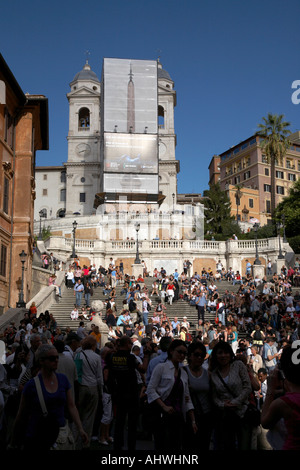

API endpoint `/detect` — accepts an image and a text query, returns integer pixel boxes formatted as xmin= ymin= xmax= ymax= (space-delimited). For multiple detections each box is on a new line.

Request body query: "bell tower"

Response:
xmin=65 ymin=60 xmax=101 ymax=216
xmin=157 ymin=59 xmax=179 ymax=211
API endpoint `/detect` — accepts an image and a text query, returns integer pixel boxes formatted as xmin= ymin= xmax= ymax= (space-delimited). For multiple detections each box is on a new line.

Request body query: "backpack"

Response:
xmin=253 ymin=330 xmax=262 ymax=341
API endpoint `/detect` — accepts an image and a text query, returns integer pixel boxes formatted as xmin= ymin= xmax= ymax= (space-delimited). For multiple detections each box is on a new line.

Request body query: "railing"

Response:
xmin=47 ymin=235 xmax=284 ymax=258
xmin=65 ymin=238 xmax=95 ymax=249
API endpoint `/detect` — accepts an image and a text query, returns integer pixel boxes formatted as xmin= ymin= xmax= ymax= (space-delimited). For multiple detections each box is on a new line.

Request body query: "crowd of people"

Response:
xmin=0 ymin=255 xmax=299 ymax=451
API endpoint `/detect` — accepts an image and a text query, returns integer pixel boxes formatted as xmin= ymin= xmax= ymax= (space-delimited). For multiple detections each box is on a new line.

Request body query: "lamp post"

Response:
xmin=277 ymin=222 xmax=284 ymax=259
xmin=172 ymin=193 xmax=175 ymax=213
xmin=253 ymin=222 xmax=261 ymax=265
xmin=38 ymin=210 xmax=45 ymax=240
xmin=16 ymin=250 xmax=27 ymax=308
xmin=71 ymin=220 xmax=78 ymax=258
xmin=134 ymin=222 xmax=141 ymax=264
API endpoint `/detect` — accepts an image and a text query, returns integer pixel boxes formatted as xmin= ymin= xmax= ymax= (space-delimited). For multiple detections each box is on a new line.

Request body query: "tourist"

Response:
xmin=146 ymin=339 xmax=197 ymax=451
xmin=182 ymin=341 xmax=213 ymax=451
xmin=261 ymin=345 xmax=300 ymax=450
xmin=209 ymin=341 xmax=252 ymax=450
xmin=10 ymin=344 xmax=88 ymax=450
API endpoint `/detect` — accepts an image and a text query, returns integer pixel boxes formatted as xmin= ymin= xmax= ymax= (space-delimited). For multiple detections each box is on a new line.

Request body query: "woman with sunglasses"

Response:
xmin=11 ymin=344 xmax=88 ymax=450
xmin=146 ymin=339 xmax=197 ymax=451
xmin=182 ymin=341 xmax=213 ymax=450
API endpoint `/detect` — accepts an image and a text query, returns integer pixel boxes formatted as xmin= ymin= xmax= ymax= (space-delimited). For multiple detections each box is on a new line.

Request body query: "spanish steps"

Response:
xmin=47 ymin=274 xmax=244 ymax=338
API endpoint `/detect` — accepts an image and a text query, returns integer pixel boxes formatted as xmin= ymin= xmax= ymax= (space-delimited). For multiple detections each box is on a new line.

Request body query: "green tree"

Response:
xmin=203 ymin=183 xmax=239 ymax=240
xmin=274 ymin=178 xmax=300 ymax=238
xmin=256 ymin=113 xmax=291 ymax=219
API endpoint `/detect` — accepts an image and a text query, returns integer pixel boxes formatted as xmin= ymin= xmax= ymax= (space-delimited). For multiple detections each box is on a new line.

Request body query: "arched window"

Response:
xmin=158 ymin=105 xmax=164 ymax=129
xmin=78 ymin=107 xmax=90 ymax=129
xmin=57 ymin=208 xmax=66 ymax=218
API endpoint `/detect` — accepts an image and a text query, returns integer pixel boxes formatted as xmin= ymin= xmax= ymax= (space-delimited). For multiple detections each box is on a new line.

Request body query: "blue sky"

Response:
xmin=2 ymin=0 xmax=300 ymax=194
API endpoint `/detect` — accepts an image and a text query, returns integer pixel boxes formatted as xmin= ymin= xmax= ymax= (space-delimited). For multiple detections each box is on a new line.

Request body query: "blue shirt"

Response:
xmin=146 ymin=351 xmax=168 ymax=385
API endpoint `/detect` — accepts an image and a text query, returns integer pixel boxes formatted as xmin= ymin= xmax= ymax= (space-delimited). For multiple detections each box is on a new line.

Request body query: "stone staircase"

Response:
xmin=46 ymin=275 xmax=242 ymax=337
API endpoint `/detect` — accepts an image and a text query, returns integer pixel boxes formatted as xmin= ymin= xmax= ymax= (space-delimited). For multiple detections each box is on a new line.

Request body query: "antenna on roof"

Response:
xmin=85 ymin=50 xmax=91 ymax=64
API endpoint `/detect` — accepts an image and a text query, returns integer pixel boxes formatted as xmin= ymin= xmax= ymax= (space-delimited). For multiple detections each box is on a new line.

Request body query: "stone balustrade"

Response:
xmin=44 ymin=235 xmax=294 ymax=276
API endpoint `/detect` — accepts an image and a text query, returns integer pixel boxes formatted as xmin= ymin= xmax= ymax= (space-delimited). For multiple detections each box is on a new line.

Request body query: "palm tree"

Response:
xmin=234 ymin=184 xmax=243 ymax=221
xmin=257 ymin=113 xmax=291 ymax=219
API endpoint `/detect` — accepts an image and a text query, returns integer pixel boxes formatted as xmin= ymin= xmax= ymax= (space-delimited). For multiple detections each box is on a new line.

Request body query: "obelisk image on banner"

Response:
xmin=127 ymin=62 xmax=135 ymax=133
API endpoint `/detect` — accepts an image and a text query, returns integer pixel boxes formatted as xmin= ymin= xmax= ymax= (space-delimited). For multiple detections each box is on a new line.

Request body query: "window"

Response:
xmin=265 ymin=168 xmax=269 ymax=176
xmin=288 ymin=173 xmax=296 ymax=182
xmin=262 ymin=154 xmax=268 ymax=163
xmin=276 ymin=186 xmax=285 ymax=195
xmin=80 ymin=193 xmax=86 ymax=203
xmin=276 ymin=171 xmax=284 ymax=179
xmin=4 ymin=109 xmax=14 ymax=149
xmin=43 ymin=174 xmax=47 ymax=180
xmin=60 ymin=189 xmax=66 ymax=202
xmin=78 ymin=108 xmax=90 ymax=129
xmin=60 ymin=171 xmax=66 ymax=183
xmin=3 ymin=176 xmax=9 ymax=214
xmin=244 ymin=171 xmax=251 ymax=180
xmin=234 ymin=176 xmax=240 ymax=184
xmin=266 ymin=200 xmax=271 ymax=213
xmin=286 ymin=160 xmax=294 ymax=169
xmin=158 ymin=105 xmax=165 ymax=129
xmin=42 ymin=189 xmax=48 ymax=196
xmin=0 ymin=244 xmax=7 ymax=277
xmin=264 ymin=184 xmax=271 ymax=192
xmin=249 ymin=198 xmax=254 ymax=208
xmin=80 ymin=177 xmax=86 ymax=183
xmin=57 ymin=208 xmax=66 ymax=218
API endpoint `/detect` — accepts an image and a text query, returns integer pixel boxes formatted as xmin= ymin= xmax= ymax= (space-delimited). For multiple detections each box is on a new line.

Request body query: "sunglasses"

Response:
xmin=45 ymin=355 xmax=59 ymax=362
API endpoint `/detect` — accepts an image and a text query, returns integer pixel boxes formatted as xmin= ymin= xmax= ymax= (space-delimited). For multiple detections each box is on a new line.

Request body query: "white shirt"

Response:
xmin=146 ymin=360 xmax=194 ymax=418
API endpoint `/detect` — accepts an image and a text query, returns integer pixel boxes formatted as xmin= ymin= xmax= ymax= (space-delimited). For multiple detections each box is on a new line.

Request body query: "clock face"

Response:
xmin=76 ymin=143 xmax=91 ymax=157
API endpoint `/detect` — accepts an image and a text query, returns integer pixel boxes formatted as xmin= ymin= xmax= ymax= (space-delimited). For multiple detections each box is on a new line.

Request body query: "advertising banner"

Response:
xmin=104 ymin=133 xmax=158 ymax=174
xmin=103 ymin=58 xmax=158 ymax=134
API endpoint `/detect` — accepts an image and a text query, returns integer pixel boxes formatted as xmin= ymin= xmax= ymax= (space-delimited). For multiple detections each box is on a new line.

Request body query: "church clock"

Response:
xmin=76 ymin=143 xmax=91 ymax=157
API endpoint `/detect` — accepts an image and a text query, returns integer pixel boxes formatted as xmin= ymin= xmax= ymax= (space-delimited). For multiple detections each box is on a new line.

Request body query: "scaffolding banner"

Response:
xmin=102 ymin=58 xmax=158 ymax=134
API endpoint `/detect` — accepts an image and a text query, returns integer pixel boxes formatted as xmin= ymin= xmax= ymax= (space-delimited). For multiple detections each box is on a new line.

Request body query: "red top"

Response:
xmin=280 ymin=392 xmax=300 ymax=450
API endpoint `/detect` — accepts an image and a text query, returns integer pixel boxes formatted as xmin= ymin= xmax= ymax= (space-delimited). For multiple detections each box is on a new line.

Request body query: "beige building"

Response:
xmin=217 ymin=134 xmax=300 ymax=226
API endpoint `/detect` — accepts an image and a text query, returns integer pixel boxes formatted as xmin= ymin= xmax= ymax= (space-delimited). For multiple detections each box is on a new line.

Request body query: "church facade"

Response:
xmin=34 ymin=58 xmax=191 ymax=222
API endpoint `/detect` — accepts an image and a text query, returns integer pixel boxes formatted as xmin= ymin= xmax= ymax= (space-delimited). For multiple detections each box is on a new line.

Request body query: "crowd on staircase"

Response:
xmin=0 ymin=256 xmax=300 ymax=451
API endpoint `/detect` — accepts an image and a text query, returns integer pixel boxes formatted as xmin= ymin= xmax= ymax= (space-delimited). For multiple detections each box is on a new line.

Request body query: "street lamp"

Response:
xmin=277 ymin=222 xmax=285 ymax=259
xmin=253 ymin=222 xmax=261 ymax=265
xmin=71 ymin=220 xmax=78 ymax=258
xmin=172 ymin=193 xmax=175 ymax=213
xmin=38 ymin=210 xmax=45 ymax=240
xmin=134 ymin=222 xmax=141 ymax=264
xmin=16 ymin=250 xmax=27 ymax=308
